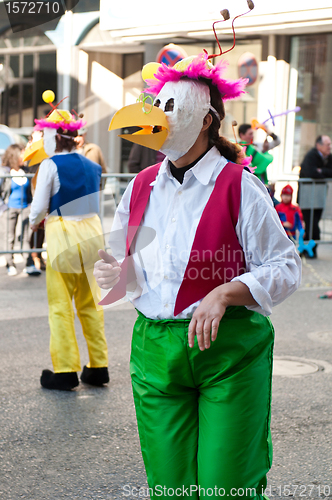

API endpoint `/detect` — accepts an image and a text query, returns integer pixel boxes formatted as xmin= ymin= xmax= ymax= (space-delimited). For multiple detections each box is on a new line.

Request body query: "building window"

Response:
xmin=0 ymin=30 xmax=56 ymax=128
xmin=290 ymin=34 xmax=332 ymax=168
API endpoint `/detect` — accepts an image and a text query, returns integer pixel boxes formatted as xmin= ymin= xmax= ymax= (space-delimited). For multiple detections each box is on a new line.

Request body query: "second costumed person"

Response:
xmin=27 ymin=92 xmax=109 ymax=390
xmin=94 ymin=2 xmax=301 ymax=498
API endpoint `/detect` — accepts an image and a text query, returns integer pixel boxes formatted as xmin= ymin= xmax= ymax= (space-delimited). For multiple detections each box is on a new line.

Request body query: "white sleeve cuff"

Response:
xmin=232 ymin=272 xmax=273 ymax=316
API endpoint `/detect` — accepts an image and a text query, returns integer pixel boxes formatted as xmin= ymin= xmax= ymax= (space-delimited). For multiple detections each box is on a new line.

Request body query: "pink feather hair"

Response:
xmin=144 ymin=52 xmax=248 ymax=101
xmin=239 ymin=154 xmax=256 ymax=173
xmin=34 ymin=118 xmax=86 ymax=131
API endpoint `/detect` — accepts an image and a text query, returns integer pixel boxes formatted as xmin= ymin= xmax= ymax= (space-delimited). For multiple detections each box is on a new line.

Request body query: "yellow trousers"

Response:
xmin=45 ymin=215 xmax=108 ymax=373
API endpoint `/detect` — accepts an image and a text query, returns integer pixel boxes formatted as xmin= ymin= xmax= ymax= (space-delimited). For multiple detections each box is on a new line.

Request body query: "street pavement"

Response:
xmin=0 ymin=234 xmax=332 ymax=499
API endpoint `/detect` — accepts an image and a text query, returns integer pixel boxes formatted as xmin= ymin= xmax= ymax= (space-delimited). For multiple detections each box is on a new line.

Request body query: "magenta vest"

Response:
xmin=99 ymin=161 xmax=246 ymax=316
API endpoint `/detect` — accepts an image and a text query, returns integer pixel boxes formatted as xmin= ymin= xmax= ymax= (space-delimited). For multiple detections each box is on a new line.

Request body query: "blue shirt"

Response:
xmin=8 ymin=170 xmax=30 ymax=209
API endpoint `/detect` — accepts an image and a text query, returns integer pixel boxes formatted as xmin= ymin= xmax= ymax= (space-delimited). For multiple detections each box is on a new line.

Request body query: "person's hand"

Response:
xmin=262 ymin=138 xmax=270 ymax=153
xmin=188 ymin=287 xmax=227 ymax=350
xmin=283 ymin=221 xmax=292 ymax=229
xmin=93 ymin=249 xmax=121 ymax=289
xmin=30 ymin=224 xmax=39 ymax=232
xmin=188 ymin=282 xmax=257 ymax=350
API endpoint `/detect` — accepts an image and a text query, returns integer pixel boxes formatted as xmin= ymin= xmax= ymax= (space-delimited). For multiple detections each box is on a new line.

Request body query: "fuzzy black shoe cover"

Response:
xmin=80 ymin=366 xmax=109 ymax=386
xmin=40 ymin=369 xmax=79 ymax=391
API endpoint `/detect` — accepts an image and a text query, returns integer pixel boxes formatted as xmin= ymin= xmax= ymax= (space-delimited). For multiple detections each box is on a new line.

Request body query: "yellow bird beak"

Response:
xmin=23 ymin=139 xmax=49 ymax=167
xmin=109 ymin=102 xmax=169 ymax=151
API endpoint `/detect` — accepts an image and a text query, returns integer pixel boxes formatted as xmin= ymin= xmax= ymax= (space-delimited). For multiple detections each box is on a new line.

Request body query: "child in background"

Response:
xmin=276 ymin=184 xmax=304 ymax=238
xmin=2 ymin=144 xmax=41 ymax=276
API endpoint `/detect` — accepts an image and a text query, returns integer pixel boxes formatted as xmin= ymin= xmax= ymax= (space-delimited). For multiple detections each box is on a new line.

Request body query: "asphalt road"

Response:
xmin=1 ymin=236 xmax=332 ymax=499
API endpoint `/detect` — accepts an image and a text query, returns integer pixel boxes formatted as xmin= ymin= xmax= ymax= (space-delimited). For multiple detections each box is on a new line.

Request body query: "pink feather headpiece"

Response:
xmin=142 ymin=2 xmax=256 ymax=101
xmin=34 ymin=117 xmax=86 ymax=131
xmin=34 ymin=90 xmax=86 ymax=131
xmin=144 ymin=52 xmax=248 ymax=101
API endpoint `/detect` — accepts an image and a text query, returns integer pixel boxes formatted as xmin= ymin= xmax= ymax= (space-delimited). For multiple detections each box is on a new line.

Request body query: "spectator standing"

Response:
xmin=299 ymin=135 xmax=332 ymax=254
xmin=26 ymin=128 xmax=46 ymax=271
xmin=1 ymin=144 xmax=40 ymax=276
xmin=127 ymin=143 xmax=165 ymax=173
xmin=75 ymin=127 xmax=107 ymax=173
xmin=0 ymin=162 xmax=10 ymax=214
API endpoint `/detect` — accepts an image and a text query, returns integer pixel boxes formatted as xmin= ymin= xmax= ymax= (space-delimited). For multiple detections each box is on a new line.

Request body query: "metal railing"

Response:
xmin=0 ymin=173 xmax=135 ymax=258
xmin=298 ymin=178 xmax=331 ymax=242
xmin=1 ymin=174 xmax=332 ymax=260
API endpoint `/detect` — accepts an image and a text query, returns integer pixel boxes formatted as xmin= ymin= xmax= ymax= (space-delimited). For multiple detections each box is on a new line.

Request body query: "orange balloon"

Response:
xmin=251 ymin=118 xmax=267 ymax=132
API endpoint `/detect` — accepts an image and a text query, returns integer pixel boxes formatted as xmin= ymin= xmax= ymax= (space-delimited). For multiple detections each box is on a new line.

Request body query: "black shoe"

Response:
xmin=40 ymin=369 xmax=79 ymax=391
xmin=80 ymin=366 xmax=109 ymax=386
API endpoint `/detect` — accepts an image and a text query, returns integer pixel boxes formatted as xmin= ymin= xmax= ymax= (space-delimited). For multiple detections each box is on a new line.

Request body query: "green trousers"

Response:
xmin=130 ymin=306 xmax=274 ymax=499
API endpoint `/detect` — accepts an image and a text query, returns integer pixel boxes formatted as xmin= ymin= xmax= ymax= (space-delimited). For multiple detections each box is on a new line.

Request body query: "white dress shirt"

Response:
xmin=29 ymin=151 xmax=96 ymax=226
xmin=110 ymin=147 xmax=301 ymax=319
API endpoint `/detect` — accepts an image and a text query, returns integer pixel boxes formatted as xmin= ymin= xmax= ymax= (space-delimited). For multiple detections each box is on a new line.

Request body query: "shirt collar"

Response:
xmin=149 ymin=157 xmax=169 ymax=186
xmin=150 ymin=146 xmax=224 ymax=187
xmin=54 ymin=149 xmax=77 ymax=156
xmin=190 ymin=147 xmax=224 ymax=185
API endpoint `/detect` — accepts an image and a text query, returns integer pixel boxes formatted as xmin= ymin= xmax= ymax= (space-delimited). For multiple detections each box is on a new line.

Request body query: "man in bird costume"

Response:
xmin=94 ymin=2 xmax=301 ymax=497
xmin=27 ymin=91 xmax=109 ymax=391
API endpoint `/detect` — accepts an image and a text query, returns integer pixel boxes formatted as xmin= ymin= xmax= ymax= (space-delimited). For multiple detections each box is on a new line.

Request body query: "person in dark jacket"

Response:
xmin=299 ymin=135 xmax=332 ymax=255
xmin=127 ymin=143 xmax=165 ymax=173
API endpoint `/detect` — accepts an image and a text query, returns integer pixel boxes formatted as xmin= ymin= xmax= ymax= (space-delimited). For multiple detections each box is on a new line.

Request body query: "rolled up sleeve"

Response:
xmin=233 ymin=172 xmax=302 ymax=316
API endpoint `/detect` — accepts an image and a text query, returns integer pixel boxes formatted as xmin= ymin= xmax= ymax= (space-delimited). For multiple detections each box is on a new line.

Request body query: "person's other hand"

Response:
xmin=188 ymin=287 xmax=227 ymax=351
xmin=262 ymin=138 xmax=270 ymax=153
xmin=94 ymin=249 xmax=121 ymax=289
